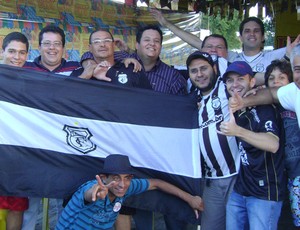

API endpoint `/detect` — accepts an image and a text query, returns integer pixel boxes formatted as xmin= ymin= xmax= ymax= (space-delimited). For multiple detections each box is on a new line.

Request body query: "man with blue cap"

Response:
xmin=56 ymin=154 xmax=204 ymax=229
xmin=218 ymin=61 xmax=285 ymax=230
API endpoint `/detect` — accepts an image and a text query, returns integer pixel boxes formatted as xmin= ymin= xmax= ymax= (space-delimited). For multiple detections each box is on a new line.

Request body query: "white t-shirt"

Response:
xmin=228 ymin=47 xmax=286 ymax=72
xmin=278 ymin=82 xmax=300 ymax=128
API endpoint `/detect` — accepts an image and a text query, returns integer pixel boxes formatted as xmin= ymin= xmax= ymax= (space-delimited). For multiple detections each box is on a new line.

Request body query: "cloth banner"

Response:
xmin=0 ymin=65 xmax=201 ymax=223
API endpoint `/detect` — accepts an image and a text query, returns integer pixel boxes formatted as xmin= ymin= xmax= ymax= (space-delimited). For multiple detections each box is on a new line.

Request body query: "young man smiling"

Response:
xmin=21 ymin=25 xmax=81 ymax=230
xmin=219 ymin=61 xmax=285 ymax=229
xmin=23 ymin=25 xmax=80 ymax=75
xmin=186 ymin=51 xmax=240 ymax=230
xmin=0 ymin=31 xmax=29 ymax=230
xmin=151 ymin=10 xmax=300 ymax=73
xmin=229 ymin=44 xmax=300 ymax=128
xmin=55 ymin=154 xmax=204 ymax=229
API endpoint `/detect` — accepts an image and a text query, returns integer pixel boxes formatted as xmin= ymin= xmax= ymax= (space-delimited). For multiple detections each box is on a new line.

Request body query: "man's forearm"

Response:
xmin=149 ymin=179 xmax=192 ymax=202
xmin=163 ymin=20 xmax=202 ymax=50
xmin=234 ymin=126 xmax=279 ymax=153
xmin=243 ymin=87 xmax=279 ymax=107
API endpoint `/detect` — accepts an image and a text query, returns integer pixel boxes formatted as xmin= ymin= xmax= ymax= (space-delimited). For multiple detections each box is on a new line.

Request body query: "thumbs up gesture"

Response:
xmin=229 ymin=92 xmax=244 ymax=113
xmin=217 ymin=108 xmax=239 ymax=136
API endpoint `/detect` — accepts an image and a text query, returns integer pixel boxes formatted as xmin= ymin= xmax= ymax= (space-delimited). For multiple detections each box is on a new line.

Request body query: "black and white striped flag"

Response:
xmin=0 ymin=64 xmax=202 ymax=223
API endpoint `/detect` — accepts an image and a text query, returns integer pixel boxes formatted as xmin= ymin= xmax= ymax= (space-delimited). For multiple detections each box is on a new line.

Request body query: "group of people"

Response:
xmin=151 ymin=9 xmax=300 ymax=230
xmin=0 ymin=9 xmax=299 ymax=230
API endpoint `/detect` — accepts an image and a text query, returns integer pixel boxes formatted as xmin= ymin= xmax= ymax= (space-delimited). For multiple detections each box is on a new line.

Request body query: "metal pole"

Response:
xmin=42 ymin=198 xmax=49 ymax=230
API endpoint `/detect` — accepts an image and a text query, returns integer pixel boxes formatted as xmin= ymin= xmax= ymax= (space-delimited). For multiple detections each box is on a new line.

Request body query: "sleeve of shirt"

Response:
xmin=72 ymin=180 xmax=98 ymax=209
xmin=125 ymin=179 xmax=150 ymax=197
xmin=171 ymin=69 xmax=187 ymax=95
xmin=278 ymin=83 xmax=300 ymax=128
xmin=278 ymin=83 xmax=296 ymax=111
xmin=267 ymin=47 xmax=286 ymax=59
xmin=114 ymin=51 xmax=131 ymax=62
xmin=227 ymin=51 xmax=238 ymax=63
xmin=80 ymin=51 xmax=134 ymax=65
xmin=80 ymin=51 xmax=94 ymax=65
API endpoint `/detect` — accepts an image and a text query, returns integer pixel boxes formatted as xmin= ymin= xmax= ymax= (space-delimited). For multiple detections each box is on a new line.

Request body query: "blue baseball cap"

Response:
xmin=223 ymin=61 xmax=253 ymax=80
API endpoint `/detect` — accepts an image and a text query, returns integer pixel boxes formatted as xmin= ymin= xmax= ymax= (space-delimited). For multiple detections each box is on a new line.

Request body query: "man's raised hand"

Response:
xmin=91 ymin=175 xmax=116 ymax=201
xmin=217 ymin=108 xmax=238 ymax=136
xmin=229 ymin=92 xmax=244 ymax=113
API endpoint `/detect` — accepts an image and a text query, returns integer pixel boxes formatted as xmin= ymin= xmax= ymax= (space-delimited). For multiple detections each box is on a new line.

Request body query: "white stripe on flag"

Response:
xmin=0 ymin=101 xmax=201 ymax=178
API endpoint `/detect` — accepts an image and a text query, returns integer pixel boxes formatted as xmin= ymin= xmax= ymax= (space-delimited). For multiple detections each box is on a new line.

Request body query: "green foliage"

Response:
xmin=201 ymin=10 xmax=242 ymax=50
xmin=200 ymin=11 xmax=276 ymax=49
xmin=263 ymin=17 xmax=275 ymax=47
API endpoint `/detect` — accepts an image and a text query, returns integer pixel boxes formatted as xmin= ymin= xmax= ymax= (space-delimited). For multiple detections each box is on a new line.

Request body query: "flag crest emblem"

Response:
xmin=118 ymin=73 xmax=128 ymax=84
xmin=63 ymin=125 xmax=97 ymax=154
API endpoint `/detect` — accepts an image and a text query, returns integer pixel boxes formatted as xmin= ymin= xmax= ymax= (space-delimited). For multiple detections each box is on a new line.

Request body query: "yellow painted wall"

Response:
xmin=275 ymin=0 xmax=300 ymax=48
xmin=0 ymin=0 xmax=198 ymax=65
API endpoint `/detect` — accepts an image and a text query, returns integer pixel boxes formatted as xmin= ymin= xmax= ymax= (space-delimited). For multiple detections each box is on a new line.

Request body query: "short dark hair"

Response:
xmin=2 ymin=32 xmax=29 ymax=51
xmin=89 ymin=29 xmax=114 ymax=44
xmin=39 ymin=25 xmax=65 ymax=47
xmin=136 ymin=25 xmax=163 ymax=44
xmin=201 ymin=34 xmax=228 ymax=50
xmin=264 ymin=59 xmax=293 ymax=86
xmin=239 ymin=17 xmax=265 ymax=36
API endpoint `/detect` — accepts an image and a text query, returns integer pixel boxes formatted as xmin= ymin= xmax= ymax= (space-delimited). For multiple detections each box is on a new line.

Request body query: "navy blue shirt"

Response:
xmin=234 ymin=105 xmax=285 ymax=201
xmin=72 ymin=61 xmax=152 ymax=90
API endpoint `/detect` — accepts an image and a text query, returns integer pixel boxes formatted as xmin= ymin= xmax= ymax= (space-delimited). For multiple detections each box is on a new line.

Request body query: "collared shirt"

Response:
xmin=81 ymin=51 xmax=187 ymax=95
xmin=24 ymin=56 xmax=80 ymax=76
xmin=228 ymin=48 xmax=286 ymax=73
xmin=233 ymin=105 xmax=285 ymax=201
xmin=56 ymin=179 xmax=149 ymax=230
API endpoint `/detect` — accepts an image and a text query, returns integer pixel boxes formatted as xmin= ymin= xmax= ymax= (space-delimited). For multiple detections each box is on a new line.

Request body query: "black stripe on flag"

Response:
xmin=0 ymin=65 xmax=202 ymax=224
xmin=0 ymin=64 xmax=198 ymax=128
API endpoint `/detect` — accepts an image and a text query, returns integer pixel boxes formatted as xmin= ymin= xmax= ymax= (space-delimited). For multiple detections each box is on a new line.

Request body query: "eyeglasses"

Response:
xmin=41 ymin=41 xmax=63 ymax=48
xmin=203 ymin=45 xmax=226 ymax=50
xmin=91 ymin=39 xmax=113 ymax=45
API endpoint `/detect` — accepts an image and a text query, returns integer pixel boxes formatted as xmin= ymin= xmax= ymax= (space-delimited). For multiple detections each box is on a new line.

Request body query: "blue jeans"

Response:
xmin=226 ymin=190 xmax=283 ymax=230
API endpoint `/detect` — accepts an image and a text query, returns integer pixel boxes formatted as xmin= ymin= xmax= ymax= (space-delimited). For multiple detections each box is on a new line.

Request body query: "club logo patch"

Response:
xmin=113 ymin=202 xmax=122 ymax=212
xmin=211 ymin=96 xmax=221 ymax=110
xmin=265 ymin=120 xmax=274 ymax=132
xmin=118 ymin=73 xmax=128 ymax=84
xmin=63 ymin=125 xmax=96 ymax=154
xmin=254 ymin=63 xmax=265 ymax=73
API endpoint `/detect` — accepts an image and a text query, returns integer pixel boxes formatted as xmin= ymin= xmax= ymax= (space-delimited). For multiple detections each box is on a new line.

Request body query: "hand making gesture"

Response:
xmin=228 ymin=92 xmax=245 ymax=113
xmin=150 ymin=8 xmax=168 ymax=27
xmin=218 ymin=108 xmax=239 ymax=136
xmin=84 ymin=175 xmax=117 ymax=202
xmin=122 ymin=58 xmax=142 ymax=72
xmin=93 ymin=61 xmax=112 ymax=81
